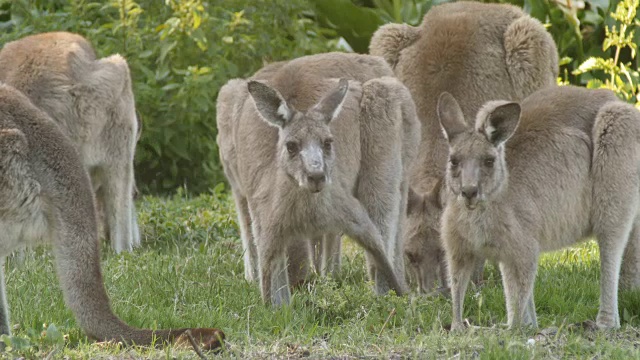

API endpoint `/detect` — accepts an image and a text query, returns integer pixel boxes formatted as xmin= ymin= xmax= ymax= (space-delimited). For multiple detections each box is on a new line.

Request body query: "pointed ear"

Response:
xmin=310 ymin=78 xmax=349 ymax=124
xmin=71 ymin=54 xmax=130 ymax=105
xmin=407 ymin=187 xmax=425 ymax=215
xmin=247 ymin=80 xmax=292 ymax=128
xmin=482 ymin=102 xmax=521 ymax=146
xmin=437 ymin=92 xmax=468 ymax=141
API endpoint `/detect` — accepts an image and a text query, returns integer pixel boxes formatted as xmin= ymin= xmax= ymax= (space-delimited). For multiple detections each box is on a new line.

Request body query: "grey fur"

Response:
xmin=0 ymin=32 xmax=140 ymax=253
xmin=0 ymin=83 xmax=224 ymax=348
xmin=216 ymin=52 xmax=420 ymax=305
xmin=438 ymin=86 xmax=640 ymax=330
xmin=369 ymin=1 xmax=559 ymax=293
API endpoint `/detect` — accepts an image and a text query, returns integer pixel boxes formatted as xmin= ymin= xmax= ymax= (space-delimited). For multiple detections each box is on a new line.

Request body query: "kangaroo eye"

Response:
xmin=323 ymin=138 xmax=333 ymax=152
xmin=449 ymin=158 xmax=459 ymax=167
xmin=484 ymin=158 xmax=495 ymax=168
xmin=286 ymin=141 xmax=299 ymax=155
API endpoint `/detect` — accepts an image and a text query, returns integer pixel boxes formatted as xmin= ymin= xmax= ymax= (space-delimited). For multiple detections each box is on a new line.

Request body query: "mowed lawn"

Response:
xmin=5 ymin=189 xmax=640 ymax=359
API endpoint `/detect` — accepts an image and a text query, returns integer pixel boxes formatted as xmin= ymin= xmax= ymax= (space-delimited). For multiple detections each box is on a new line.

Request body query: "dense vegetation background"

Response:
xmin=0 ymin=0 xmax=638 ymax=194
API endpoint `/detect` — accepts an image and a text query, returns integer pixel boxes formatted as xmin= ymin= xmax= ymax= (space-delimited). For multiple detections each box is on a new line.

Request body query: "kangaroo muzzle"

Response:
xmin=460 ymin=161 xmax=480 ymax=209
xmin=301 ymin=147 xmax=327 ymax=193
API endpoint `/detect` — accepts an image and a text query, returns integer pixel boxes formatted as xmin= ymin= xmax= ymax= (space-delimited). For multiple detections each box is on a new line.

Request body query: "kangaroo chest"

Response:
xmin=452 ymin=205 xmax=518 ymax=260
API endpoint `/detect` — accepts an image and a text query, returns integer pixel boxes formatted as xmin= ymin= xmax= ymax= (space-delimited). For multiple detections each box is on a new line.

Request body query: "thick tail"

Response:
xmin=53 ymin=210 xmax=225 ymax=350
xmin=0 ymin=83 xmax=226 ymax=350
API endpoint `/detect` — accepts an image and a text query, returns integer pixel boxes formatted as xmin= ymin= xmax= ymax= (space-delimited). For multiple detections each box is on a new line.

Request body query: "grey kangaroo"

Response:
xmin=0 ymin=32 xmax=141 ymax=253
xmin=438 ymin=86 xmax=640 ymax=330
xmin=369 ymin=1 xmax=559 ymax=293
xmin=216 ymin=52 xmax=420 ymax=305
xmin=0 ymin=83 xmax=224 ymax=349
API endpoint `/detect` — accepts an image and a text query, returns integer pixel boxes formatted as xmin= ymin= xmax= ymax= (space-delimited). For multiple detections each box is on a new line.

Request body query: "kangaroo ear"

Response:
xmin=437 ymin=92 xmax=468 ymax=142
xmin=70 ymin=54 xmax=131 ymax=106
xmin=407 ymin=187 xmax=425 ymax=215
xmin=247 ymin=80 xmax=293 ymax=128
xmin=483 ymin=102 xmax=521 ymax=146
xmin=310 ymin=78 xmax=349 ymax=124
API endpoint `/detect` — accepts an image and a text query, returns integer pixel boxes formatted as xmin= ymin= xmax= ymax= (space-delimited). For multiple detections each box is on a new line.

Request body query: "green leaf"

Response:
xmin=139 ymin=50 xmax=153 ymax=58
xmin=311 ymin=0 xmax=387 ymax=53
xmin=574 ymin=57 xmax=599 ymax=74
xmin=44 ymin=324 xmax=64 ymax=345
xmin=559 ymin=56 xmax=573 ymax=66
xmin=588 ymin=0 xmax=610 ymax=10
xmin=524 ymin=0 xmax=548 ymax=21
xmin=161 ymin=83 xmax=181 ymax=91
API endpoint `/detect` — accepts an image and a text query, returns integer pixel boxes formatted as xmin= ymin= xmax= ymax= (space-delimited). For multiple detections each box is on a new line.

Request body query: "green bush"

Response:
xmin=573 ymin=0 xmax=640 ymax=107
xmin=2 ymin=0 xmax=639 ymax=194
xmin=0 ymin=0 xmax=338 ymax=194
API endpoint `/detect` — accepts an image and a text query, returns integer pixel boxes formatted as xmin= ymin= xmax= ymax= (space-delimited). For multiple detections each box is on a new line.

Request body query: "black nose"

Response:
xmin=308 ymin=173 xmax=326 ymax=185
xmin=461 ymin=186 xmax=478 ymax=199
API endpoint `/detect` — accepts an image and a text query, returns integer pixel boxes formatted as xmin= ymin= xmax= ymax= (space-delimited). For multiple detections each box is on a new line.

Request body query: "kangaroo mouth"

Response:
xmin=463 ymin=197 xmax=479 ymax=210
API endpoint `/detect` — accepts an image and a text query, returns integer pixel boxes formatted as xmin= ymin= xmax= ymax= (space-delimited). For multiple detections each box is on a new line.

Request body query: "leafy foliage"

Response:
xmin=574 ymin=0 xmax=640 ymax=107
xmin=312 ymin=0 xmax=446 ymax=52
xmin=0 ymin=0 xmax=337 ymax=194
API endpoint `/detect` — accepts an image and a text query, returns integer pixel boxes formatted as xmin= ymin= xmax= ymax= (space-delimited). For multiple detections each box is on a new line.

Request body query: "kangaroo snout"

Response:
xmin=306 ymin=172 xmax=326 ymax=193
xmin=461 ymin=186 xmax=478 ymax=200
xmin=461 ymin=185 xmax=480 ymax=209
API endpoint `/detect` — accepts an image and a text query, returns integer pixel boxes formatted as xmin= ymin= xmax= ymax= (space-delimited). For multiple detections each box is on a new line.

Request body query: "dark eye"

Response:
xmin=484 ymin=157 xmax=495 ymax=168
xmin=449 ymin=158 xmax=459 ymax=167
xmin=286 ymin=141 xmax=299 ymax=155
xmin=323 ymin=138 xmax=333 ymax=152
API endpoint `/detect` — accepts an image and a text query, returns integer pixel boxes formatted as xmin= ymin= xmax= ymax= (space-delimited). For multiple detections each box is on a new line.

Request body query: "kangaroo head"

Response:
xmin=248 ymin=78 xmax=349 ymax=193
xmin=404 ymin=182 xmax=444 ymax=292
xmin=437 ymin=92 xmax=521 ymax=210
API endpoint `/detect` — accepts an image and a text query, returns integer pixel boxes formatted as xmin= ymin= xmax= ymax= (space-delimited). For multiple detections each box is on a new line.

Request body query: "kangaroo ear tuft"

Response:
xmin=247 ymin=80 xmax=293 ymax=128
xmin=483 ymin=102 xmax=521 ymax=146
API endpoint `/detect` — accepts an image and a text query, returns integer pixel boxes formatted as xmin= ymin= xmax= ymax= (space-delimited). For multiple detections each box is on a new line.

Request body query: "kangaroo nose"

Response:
xmin=461 ymin=186 xmax=478 ymax=200
xmin=308 ymin=172 xmax=326 ymax=185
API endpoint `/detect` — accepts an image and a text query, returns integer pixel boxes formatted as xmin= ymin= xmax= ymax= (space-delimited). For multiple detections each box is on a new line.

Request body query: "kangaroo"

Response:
xmin=230 ymin=59 xmax=345 ymax=285
xmin=0 ymin=83 xmax=224 ymax=348
xmin=369 ymin=1 xmax=559 ymax=293
xmin=216 ymin=52 xmax=420 ymax=305
xmin=438 ymin=86 xmax=640 ymax=330
xmin=0 ymin=32 xmax=141 ymax=254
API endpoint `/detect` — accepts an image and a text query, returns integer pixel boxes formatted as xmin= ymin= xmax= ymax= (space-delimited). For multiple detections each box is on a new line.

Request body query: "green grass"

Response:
xmin=4 ymin=189 xmax=640 ymax=359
